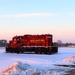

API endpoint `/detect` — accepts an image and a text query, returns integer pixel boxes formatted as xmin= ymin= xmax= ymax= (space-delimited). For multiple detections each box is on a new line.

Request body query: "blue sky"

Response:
xmin=0 ymin=0 xmax=75 ymax=43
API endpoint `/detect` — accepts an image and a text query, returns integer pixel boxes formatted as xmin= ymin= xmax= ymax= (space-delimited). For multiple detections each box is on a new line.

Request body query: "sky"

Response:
xmin=0 ymin=0 xmax=75 ymax=43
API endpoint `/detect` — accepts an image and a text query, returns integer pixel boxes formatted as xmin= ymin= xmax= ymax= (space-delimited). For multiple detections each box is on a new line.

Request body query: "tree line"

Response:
xmin=57 ymin=40 xmax=75 ymax=47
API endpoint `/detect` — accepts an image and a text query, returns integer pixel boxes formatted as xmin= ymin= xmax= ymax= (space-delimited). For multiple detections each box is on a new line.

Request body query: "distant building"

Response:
xmin=0 ymin=40 xmax=8 ymax=47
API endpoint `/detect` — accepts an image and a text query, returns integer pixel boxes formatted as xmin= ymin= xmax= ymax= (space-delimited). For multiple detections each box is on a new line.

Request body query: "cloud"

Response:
xmin=1 ymin=15 xmax=13 ymax=18
xmin=68 ymin=12 xmax=75 ymax=16
xmin=1 ymin=15 xmax=15 ymax=18
xmin=16 ymin=13 xmax=58 ymax=18
xmin=1 ymin=13 xmax=58 ymax=18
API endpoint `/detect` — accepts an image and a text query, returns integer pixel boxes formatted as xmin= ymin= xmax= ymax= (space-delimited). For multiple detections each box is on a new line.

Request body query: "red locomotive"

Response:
xmin=6 ymin=34 xmax=58 ymax=54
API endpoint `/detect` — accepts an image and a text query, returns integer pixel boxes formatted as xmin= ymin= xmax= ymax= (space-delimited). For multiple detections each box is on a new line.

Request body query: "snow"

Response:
xmin=0 ymin=47 xmax=75 ymax=75
xmin=63 ymin=56 xmax=75 ymax=63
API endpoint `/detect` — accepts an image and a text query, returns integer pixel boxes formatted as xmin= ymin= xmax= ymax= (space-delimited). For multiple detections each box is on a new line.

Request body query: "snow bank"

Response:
xmin=0 ymin=61 xmax=41 ymax=75
xmin=0 ymin=61 xmax=66 ymax=75
xmin=63 ymin=56 xmax=75 ymax=63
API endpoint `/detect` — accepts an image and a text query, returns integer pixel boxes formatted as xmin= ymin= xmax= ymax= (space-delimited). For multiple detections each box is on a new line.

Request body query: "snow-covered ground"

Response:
xmin=0 ymin=47 xmax=75 ymax=75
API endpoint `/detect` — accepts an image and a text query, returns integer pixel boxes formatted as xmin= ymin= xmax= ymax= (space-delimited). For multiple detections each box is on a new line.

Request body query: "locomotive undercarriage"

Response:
xmin=6 ymin=46 xmax=58 ymax=54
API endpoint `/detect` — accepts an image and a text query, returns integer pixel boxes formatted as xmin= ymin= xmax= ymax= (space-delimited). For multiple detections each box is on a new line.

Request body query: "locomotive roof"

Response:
xmin=23 ymin=34 xmax=53 ymax=36
xmin=13 ymin=34 xmax=53 ymax=39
